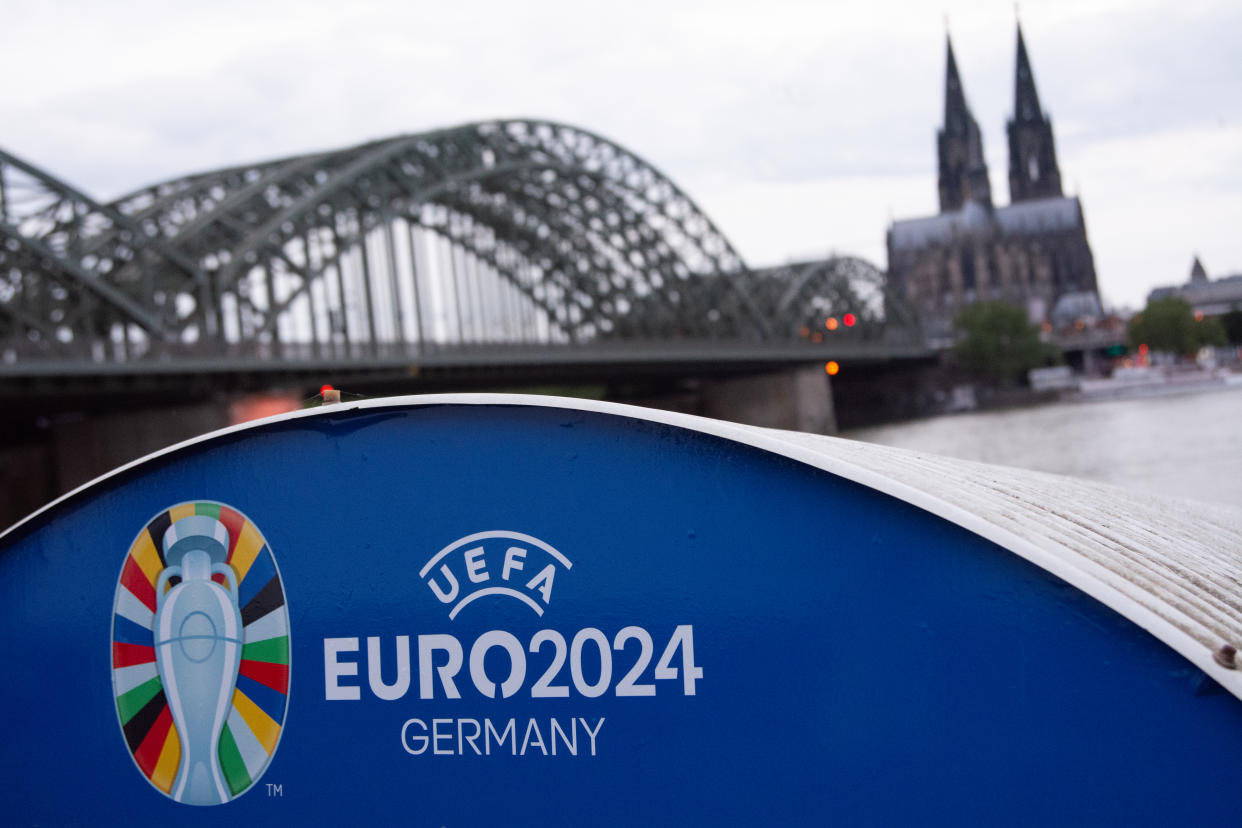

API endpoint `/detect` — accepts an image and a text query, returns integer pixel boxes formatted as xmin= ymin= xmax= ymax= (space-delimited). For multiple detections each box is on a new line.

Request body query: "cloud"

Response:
xmin=1 ymin=0 xmax=1238 ymax=312
xmin=1076 ymin=123 xmax=1242 ymax=308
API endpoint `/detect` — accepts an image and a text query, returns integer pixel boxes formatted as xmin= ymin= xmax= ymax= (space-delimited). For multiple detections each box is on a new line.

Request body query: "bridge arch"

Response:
xmin=2 ymin=121 xmax=908 ymax=365
xmin=0 ymin=147 xmax=212 ymax=357
xmin=745 ymin=256 xmax=920 ymax=343
xmin=109 ymin=121 xmax=767 ymax=352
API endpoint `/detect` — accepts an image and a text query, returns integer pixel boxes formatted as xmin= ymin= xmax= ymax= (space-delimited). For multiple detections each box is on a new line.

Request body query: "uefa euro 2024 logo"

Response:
xmin=110 ymin=502 xmax=290 ymax=805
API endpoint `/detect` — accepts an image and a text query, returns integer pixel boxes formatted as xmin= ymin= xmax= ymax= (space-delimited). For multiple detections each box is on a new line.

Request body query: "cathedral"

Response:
xmin=887 ymin=27 xmax=1100 ymax=338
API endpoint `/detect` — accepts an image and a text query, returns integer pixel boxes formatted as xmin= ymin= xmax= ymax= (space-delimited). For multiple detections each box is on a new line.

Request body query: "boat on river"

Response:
xmin=1072 ymin=364 xmax=1242 ymax=402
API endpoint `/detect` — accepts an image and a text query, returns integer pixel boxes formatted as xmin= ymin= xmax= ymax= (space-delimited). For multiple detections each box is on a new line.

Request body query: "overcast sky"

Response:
xmin=4 ymin=0 xmax=1239 ymax=309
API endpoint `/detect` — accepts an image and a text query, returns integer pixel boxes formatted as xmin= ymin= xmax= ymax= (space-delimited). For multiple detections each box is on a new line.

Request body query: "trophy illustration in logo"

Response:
xmin=154 ymin=515 xmax=242 ymax=804
xmin=112 ymin=502 xmax=290 ymax=805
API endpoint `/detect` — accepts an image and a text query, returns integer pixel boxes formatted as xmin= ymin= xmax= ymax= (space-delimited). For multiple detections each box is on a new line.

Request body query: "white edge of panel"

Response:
xmin=4 ymin=391 xmax=1239 ymax=701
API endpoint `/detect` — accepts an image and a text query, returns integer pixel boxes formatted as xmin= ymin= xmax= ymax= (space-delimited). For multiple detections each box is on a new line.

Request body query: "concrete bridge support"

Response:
xmin=48 ymin=403 xmax=232 ymax=492
xmin=624 ymin=365 xmax=837 ymax=435
xmin=699 ymin=365 xmax=837 ymax=434
xmin=0 ymin=401 xmax=233 ymax=530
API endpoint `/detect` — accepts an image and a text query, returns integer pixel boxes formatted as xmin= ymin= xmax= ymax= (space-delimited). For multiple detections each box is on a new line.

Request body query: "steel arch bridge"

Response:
xmin=0 ymin=120 xmax=918 ymax=374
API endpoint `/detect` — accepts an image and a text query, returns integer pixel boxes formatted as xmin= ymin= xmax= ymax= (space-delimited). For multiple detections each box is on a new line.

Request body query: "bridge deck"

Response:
xmin=0 ymin=339 xmax=935 ymax=398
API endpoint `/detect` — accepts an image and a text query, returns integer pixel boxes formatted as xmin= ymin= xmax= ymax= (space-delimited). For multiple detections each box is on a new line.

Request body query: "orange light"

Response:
xmin=825 ymin=317 xmax=838 ymax=331
xmin=1138 ymin=343 xmax=1149 ymax=355
xmin=843 ymin=313 xmax=856 ymax=327
xmin=825 ymin=361 xmax=840 ymax=376
xmin=798 ymin=325 xmax=810 ymax=338
xmin=228 ymin=393 xmax=302 ymax=425
xmin=811 ymin=332 xmax=823 ymax=343
xmin=1194 ymin=310 xmax=1204 ymax=322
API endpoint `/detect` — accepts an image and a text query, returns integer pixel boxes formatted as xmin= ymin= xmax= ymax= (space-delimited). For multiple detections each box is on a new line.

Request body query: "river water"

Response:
xmin=844 ymin=385 xmax=1242 ymax=508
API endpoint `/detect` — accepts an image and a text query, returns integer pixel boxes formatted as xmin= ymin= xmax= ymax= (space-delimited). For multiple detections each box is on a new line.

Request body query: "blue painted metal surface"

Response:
xmin=2 ymin=402 xmax=1240 ymax=825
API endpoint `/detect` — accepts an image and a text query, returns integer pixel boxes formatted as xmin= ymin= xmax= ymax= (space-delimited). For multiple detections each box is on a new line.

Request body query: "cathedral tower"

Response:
xmin=938 ymin=36 xmax=992 ymax=213
xmin=889 ymin=26 xmax=1098 ymax=336
xmin=1007 ymin=25 xmax=1063 ymax=202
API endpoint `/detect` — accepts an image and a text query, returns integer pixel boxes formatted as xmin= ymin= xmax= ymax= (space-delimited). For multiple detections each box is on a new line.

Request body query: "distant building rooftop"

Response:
xmin=1148 ymin=258 xmax=1242 ymax=315
xmin=889 ymin=196 xmax=1083 ymax=252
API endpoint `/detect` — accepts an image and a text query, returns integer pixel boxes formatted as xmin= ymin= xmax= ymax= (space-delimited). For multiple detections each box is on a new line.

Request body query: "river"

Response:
xmin=843 ymin=385 xmax=1242 ymax=508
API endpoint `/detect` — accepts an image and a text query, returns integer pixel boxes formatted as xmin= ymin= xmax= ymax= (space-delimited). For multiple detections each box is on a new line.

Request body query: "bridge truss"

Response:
xmin=0 ymin=121 xmax=915 ymax=371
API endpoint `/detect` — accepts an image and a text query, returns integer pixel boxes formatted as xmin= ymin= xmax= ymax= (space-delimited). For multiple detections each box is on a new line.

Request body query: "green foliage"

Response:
xmin=953 ymin=301 xmax=1058 ymax=384
xmin=1128 ymin=297 xmax=1226 ymax=355
xmin=1204 ymin=316 xmax=1230 ymax=348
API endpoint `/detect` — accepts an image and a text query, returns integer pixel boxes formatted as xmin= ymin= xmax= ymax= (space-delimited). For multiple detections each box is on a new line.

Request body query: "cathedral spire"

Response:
xmin=944 ymin=36 xmax=968 ymax=137
xmin=1013 ymin=24 xmax=1043 ymax=123
xmin=939 ymin=36 xmax=991 ymax=212
xmin=1189 ymin=255 xmax=1208 ymax=283
xmin=1007 ymin=24 xmax=1063 ymax=202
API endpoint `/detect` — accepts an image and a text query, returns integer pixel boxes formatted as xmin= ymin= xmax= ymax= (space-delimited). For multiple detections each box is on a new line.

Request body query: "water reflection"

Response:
xmin=844 ymin=387 xmax=1242 ymax=507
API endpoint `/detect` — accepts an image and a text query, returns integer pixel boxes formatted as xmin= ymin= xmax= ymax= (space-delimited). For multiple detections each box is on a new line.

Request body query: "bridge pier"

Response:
xmin=48 ymin=402 xmax=232 ymax=492
xmin=625 ymin=365 xmax=836 ymax=435
xmin=700 ymin=365 xmax=837 ymax=434
xmin=0 ymin=400 xmax=234 ymax=529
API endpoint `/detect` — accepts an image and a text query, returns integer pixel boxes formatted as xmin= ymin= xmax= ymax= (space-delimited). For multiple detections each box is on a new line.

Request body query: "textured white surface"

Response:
xmin=6 ymin=393 xmax=1241 ymax=699
xmin=743 ymin=423 xmax=1242 ymax=698
xmin=763 ymin=427 xmax=1242 ymax=628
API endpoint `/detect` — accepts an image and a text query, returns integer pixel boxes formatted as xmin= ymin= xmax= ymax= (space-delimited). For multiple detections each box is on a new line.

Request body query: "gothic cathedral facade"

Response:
xmin=887 ymin=27 xmax=1099 ymax=338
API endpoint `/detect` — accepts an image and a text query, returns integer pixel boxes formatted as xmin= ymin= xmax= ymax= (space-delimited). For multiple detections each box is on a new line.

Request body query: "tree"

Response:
xmin=953 ymin=301 xmax=1058 ymax=384
xmin=1128 ymin=297 xmax=1226 ymax=356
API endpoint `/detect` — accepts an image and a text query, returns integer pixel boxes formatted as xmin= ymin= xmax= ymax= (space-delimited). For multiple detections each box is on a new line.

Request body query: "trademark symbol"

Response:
xmin=267 ymin=783 xmax=283 ymax=797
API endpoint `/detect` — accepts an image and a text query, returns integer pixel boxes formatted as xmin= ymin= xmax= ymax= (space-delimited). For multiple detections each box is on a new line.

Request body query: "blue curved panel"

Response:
xmin=1 ymin=403 xmax=1239 ymax=825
